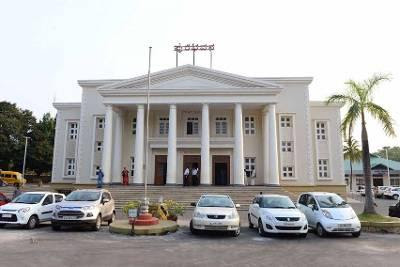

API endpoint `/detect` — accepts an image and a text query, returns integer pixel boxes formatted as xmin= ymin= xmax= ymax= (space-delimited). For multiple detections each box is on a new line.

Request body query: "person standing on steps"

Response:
xmin=97 ymin=168 xmax=104 ymax=188
xmin=121 ymin=167 xmax=129 ymax=186
xmin=184 ymin=167 xmax=190 ymax=186
xmin=192 ymin=167 xmax=199 ymax=186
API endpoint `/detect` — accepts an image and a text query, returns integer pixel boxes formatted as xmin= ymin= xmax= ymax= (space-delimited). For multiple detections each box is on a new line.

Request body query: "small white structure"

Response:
xmin=52 ymin=65 xmax=344 ymax=187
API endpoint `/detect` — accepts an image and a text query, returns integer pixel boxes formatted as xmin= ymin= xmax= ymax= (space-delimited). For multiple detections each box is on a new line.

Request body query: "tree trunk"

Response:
xmin=361 ymin=113 xmax=376 ymax=214
xmin=349 ymin=161 xmax=353 ymax=192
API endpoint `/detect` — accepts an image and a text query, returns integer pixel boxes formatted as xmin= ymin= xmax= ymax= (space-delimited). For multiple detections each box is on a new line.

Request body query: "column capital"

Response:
xmin=262 ymin=103 xmax=277 ymax=114
xmin=169 ymin=104 xmax=177 ymax=109
xmin=137 ymin=104 xmax=144 ymax=109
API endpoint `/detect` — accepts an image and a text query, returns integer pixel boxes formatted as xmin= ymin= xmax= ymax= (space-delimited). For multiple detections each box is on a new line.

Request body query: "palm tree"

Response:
xmin=327 ymin=74 xmax=396 ymax=214
xmin=343 ymin=136 xmax=362 ymax=192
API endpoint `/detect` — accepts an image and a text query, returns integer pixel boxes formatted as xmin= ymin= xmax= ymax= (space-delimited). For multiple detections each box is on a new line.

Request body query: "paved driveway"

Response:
xmin=1 ymin=222 xmax=400 ymax=267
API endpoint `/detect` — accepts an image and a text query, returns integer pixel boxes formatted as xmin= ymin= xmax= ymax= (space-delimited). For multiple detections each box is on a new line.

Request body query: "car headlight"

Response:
xmin=227 ymin=211 xmax=239 ymax=219
xmin=82 ymin=205 xmax=95 ymax=211
xmin=265 ymin=215 xmax=274 ymax=221
xmin=194 ymin=211 xmax=206 ymax=218
xmin=55 ymin=205 xmax=61 ymax=210
xmin=18 ymin=207 xmax=30 ymax=213
xmin=321 ymin=209 xmax=333 ymax=219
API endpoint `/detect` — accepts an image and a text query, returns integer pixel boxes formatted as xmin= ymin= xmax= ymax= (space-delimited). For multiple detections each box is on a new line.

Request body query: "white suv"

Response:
xmin=0 ymin=192 xmax=65 ymax=229
xmin=383 ymin=187 xmax=400 ymax=200
xmin=248 ymin=194 xmax=308 ymax=237
xmin=190 ymin=194 xmax=241 ymax=237
xmin=297 ymin=192 xmax=361 ymax=237
xmin=51 ymin=189 xmax=115 ymax=231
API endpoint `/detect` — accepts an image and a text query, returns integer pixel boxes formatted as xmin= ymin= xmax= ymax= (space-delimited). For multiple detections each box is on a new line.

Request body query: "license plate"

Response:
xmin=283 ymin=222 xmax=295 ymax=226
xmin=62 ymin=216 xmax=76 ymax=220
xmin=2 ymin=214 xmax=12 ymax=218
xmin=338 ymin=224 xmax=351 ymax=228
xmin=210 ymin=221 xmax=222 ymax=225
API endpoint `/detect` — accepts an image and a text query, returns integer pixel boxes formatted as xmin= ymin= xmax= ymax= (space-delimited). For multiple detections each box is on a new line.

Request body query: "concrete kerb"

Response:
xmin=109 ymin=220 xmax=179 ymax=236
xmin=361 ymin=221 xmax=400 ymax=234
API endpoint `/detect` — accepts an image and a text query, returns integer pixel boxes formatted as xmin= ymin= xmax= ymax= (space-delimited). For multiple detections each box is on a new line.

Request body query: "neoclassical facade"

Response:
xmin=52 ymin=65 xmax=345 ymax=187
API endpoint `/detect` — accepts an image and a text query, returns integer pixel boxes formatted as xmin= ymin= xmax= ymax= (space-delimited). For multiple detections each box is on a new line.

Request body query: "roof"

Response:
xmin=258 ymin=194 xmax=289 ymax=198
xmin=344 ymin=156 xmax=400 ymax=172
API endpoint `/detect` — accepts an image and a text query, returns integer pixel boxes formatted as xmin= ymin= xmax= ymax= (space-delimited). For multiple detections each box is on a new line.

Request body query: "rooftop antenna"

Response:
xmin=174 ymin=43 xmax=215 ymax=68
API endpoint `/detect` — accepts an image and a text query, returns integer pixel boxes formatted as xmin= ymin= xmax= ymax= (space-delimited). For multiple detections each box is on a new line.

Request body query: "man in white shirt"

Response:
xmin=192 ymin=167 xmax=199 ymax=186
xmin=184 ymin=167 xmax=190 ymax=186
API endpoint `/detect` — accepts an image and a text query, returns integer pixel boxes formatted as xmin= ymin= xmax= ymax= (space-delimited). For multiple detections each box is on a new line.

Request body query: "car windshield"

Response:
xmin=197 ymin=196 xmax=234 ymax=208
xmin=260 ymin=196 xmax=296 ymax=209
xmin=12 ymin=193 xmax=45 ymax=204
xmin=315 ymin=195 xmax=349 ymax=208
xmin=65 ymin=191 xmax=100 ymax=201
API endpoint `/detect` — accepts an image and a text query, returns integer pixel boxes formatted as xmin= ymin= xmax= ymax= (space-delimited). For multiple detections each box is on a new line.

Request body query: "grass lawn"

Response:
xmin=358 ymin=213 xmax=400 ymax=223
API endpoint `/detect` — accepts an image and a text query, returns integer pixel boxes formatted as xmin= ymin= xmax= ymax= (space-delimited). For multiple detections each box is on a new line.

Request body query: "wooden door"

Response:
xmin=213 ymin=156 xmax=230 ymax=185
xmin=154 ymin=155 xmax=167 ymax=185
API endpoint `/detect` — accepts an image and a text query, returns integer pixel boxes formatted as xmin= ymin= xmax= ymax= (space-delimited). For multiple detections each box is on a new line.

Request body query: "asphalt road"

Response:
xmin=1 ymin=222 xmax=400 ymax=267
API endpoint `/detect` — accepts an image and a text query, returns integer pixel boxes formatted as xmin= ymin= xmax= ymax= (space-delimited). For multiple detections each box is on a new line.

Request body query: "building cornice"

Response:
xmin=77 ymin=79 xmax=125 ymax=87
xmin=53 ymin=102 xmax=81 ymax=109
xmin=310 ymin=101 xmax=344 ymax=108
xmin=254 ymin=77 xmax=313 ymax=85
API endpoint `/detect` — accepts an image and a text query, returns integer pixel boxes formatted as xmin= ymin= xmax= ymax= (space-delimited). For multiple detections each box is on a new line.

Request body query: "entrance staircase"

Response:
xmin=1 ymin=184 xmax=294 ymax=211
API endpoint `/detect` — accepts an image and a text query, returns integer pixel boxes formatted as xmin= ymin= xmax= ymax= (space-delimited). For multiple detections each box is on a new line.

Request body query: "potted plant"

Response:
xmin=163 ymin=200 xmax=184 ymax=221
xmin=122 ymin=200 xmax=141 ymax=224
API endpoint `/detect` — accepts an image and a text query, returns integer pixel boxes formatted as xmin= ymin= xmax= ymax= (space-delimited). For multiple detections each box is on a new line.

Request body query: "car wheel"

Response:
xmin=108 ymin=211 xmax=116 ymax=225
xmin=231 ymin=228 xmax=240 ymax=237
xmin=299 ymin=233 xmax=307 ymax=238
xmin=258 ymin=219 xmax=267 ymax=237
xmin=92 ymin=215 xmax=102 ymax=231
xmin=0 ymin=223 xmax=5 ymax=228
xmin=316 ymin=223 xmax=327 ymax=237
xmin=393 ymin=195 xmax=399 ymax=200
xmin=248 ymin=214 xmax=254 ymax=229
xmin=26 ymin=215 xmax=38 ymax=230
xmin=352 ymin=231 xmax=361 ymax=238
xmin=189 ymin=220 xmax=198 ymax=235
xmin=52 ymin=224 xmax=61 ymax=231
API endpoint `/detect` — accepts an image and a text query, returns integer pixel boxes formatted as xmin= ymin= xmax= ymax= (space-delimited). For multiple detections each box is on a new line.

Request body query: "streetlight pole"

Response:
xmin=22 ymin=136 xmax=30 ymax=178
xmin=386 ymin=148 xmax=391 ymax=186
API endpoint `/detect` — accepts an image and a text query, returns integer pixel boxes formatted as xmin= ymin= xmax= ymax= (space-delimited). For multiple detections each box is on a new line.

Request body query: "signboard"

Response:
xmin=128 ymin=208 xmax=138 ymax=219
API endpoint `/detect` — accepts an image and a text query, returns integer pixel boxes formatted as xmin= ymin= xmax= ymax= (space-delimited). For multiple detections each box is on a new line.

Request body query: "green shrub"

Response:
xmin=122 ymin=200 xmax=141 ymax=216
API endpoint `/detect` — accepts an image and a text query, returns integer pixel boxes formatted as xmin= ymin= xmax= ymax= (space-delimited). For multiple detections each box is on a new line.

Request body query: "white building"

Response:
xmin=52 ymin=65 xmax=345 ymax=188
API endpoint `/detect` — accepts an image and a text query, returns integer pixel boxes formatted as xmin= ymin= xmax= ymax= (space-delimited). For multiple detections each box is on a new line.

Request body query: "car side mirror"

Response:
xmin=253 ymin=203 xmax=259 ymax=208
xmin=190 ymin=202 xmax=196 ymax=207
xmin=308 ymin=204 xmax=318 ymax=211
xmin=102 ymin=198 xmax=110 ymax=204
xmin=235 ymin=204 xmax=241 ymax=208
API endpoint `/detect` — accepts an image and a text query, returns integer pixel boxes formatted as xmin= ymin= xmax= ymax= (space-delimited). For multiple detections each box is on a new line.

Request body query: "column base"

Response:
xmin=132 ymin=183 xmax=145 ymax=186
xmin=263 ymin=183 xmax=281 ymax=187
xmin=231 ymin=184 xmax=246 ymax=187
xmin=165 ymin=183 xmax=177 ymax=186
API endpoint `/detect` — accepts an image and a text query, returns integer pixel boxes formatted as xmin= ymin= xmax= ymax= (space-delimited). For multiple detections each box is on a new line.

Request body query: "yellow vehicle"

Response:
xmin=0 ymin=171 xmax=27 ymax=186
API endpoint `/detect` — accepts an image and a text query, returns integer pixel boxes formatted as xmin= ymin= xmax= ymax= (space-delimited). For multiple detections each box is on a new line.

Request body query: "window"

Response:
xmin=66 ymin=158 xmax=76 ymax=176
xmin=282 ymin=166 xmax=294 ymax=178
xmin=280 ymin=116 xmax=292 ymax=127
xmin=244 ymin=116 xmax=255 ymax=135
xmin=102 ymin=192 xmax=111 ymax=201
xmin=215 ymin=117 xmax=227 ymax=135
xmin=298 ymin=194 xmax=308 ymax=205
xmin=55 ymin=194 xmax=64 ymax=203
xmin=186 ymin=117 xmax=199 ymax=135
xmin=244 ymin=157 xmax=256 ymax=177
xmin=96 ymin=141 xmax=103 ymax=152
xmin=97 ymin=118 xmax=105 ymax=129
xmin=131 ymin=157 xmax=135 ymax=177
xmin=281 ymin=141 xmax=293 ymax=152
xmin=318 ymin=159 xmax=329 ymax=178
xmin=316 ymin=122 xmax=327 ymax=140
xmin=132 ymin=118 xmax=136 ymax=135
xmin=68 ymin=122 xmax=78 ymax=140
xmin=42 ymin=195 xmax=54 ymax=205
xmin=159 ymin=117 xmax=169 ymax=135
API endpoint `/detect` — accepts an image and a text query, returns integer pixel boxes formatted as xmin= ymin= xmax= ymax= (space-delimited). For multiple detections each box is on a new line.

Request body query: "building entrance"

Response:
xmin=213 ymin=155 xmax=230 ymax=185
xmin=183 ymin=155 xmax=201 ymax=186
xmin=154 ymin=155 xmax=167 ymax=185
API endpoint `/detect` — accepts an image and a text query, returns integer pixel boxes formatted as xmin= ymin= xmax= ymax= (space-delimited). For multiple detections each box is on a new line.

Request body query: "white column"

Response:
xmin=262 ymin=106 xmax=269 ymax=185
xmin=234 ymin=103 xmax=245 ymax=185
xmin=102 ymin=105 xmax=114 ymax=184
xmin=166 ymin=104 xmax=177 ymax=184
xmin=268 ymin=104 xmax=280 ymax=185
xmin=134 ymin=105 xmax=145 ymax=184
xmin=201 ymin=104 xmax=211 ymax=185
xmin=112 ymin=111 xmax=123 ymax=183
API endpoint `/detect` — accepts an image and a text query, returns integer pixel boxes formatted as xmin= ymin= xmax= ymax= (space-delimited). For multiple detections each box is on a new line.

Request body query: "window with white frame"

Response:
xmin=244 ymin=116 xmax=255 ymax=135
xmin=282 ymin=166 xmax=294 ymax=178
xmin=159 ymin=117 xmax=169 ymax=135
xmin=97 ymin=118 xmax=105 ymax=129
xmin=280 ymin=116 xmax=292 ymax=127
xmin=68 ymin=122 xmax=78 ymax=140
xmin=318 ymin=159 xmax=329 ymax=178
xmin=66 ymin=158 xmax=76 ymax=176
xmin=281 ymin=141 xmax=293 ymax=152
xmin=316 ymin=121 xmax=327 ymax=140
xmin=215 ymin=117 xmax=227 ymax=135
xmin=244 ymin=157 xmax=256 ymax=177
xmin=132 ymin=118 xmax=136 ymax=135
xmin=130 ymin=157 xmax=135 ymax=177
xmin=96 ymin=141 xmax=103 ymax=152
xmin=186 ymin=117 xmax=199 ymax=135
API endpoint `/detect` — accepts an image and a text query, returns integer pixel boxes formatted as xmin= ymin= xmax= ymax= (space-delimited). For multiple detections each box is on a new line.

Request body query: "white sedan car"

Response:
xmin=248 ymin=194 xmax=308 ymax=237
xmin=297 ymin=192 xmax=361 ymax=237
xmin=0 ymin=192 xmax=65 ymax=229
xmin=190 ymin=194 xmax=241 ymax=237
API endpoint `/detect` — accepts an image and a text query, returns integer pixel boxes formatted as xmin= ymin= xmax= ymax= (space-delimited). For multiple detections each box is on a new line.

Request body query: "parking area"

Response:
xmin=1 ymin=221 xmax=400 ymax=267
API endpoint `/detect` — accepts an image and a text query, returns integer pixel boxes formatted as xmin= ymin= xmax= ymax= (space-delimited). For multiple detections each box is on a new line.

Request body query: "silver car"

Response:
xmin=51 ymin=189 xmax=115 ymax=231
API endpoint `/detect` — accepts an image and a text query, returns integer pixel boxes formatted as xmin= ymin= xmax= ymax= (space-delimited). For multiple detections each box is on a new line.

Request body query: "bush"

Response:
xmin=163 ymin=200 xmax=184 ymax=217
xmin=122 ymin=200 xmax=141 ymax=216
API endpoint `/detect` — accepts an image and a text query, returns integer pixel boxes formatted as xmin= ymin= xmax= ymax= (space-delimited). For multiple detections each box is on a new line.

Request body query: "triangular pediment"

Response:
xmin=98 ymin=65 xmax=281 ymax=90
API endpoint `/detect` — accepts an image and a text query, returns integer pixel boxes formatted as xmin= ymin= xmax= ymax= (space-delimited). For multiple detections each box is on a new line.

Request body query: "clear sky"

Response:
xmin=0 ymin=0 xmax=399 ymax=151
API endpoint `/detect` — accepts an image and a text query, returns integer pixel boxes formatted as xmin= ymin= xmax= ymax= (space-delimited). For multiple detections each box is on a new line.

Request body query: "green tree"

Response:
xmin=28 ymin=113 xmax=55 ymax=176
xmin=343 ymin=136 xmax=362 ymax=191
xmin=327 ymin=74 xmax=396 ymax=214
xmin=0 ymin=101 xmax=36 ymax=170
xmin=374 ymin=146 xmax=400 ymax=162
